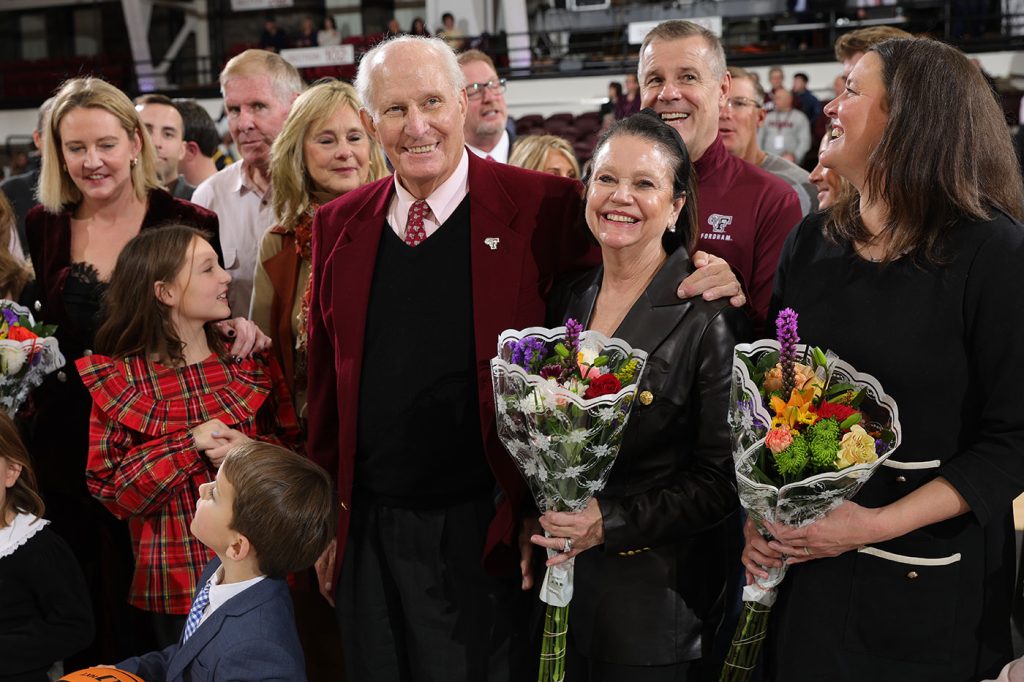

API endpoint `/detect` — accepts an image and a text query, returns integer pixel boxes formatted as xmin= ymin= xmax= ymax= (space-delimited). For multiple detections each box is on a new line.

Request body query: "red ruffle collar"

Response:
xmin=75 ymin=354 xmax=270 ymax=436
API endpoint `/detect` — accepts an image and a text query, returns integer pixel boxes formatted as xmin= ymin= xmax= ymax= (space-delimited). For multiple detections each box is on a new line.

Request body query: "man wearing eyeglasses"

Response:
xmin=457 ymin=50 xmax=513 ymax=162
xmin=719 ymin=67 xmax=816 ymax=216
xmin=638 ymin=20 xmax=802 ymax=331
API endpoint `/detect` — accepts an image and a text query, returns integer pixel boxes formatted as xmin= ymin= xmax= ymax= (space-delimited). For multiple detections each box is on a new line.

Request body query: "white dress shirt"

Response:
xmin=196 ymin=565 xmax=265 ymax=628
xmin=386 ymin=149 xmax=470 ymax=241
xmin=466 ymin=129 xmax=510 ymax=164
xmin=191 ymin=161 xmax=277 ymax=319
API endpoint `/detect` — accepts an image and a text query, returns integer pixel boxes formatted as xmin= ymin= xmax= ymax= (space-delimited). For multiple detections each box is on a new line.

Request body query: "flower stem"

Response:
xmin=718 ymin=601 xmax=772 ymax=682
xmin=538 ymin=603 xmax=569 ymax=682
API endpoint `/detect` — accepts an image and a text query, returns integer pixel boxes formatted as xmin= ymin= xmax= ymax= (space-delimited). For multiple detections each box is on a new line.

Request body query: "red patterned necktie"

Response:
xmin=405 ymin=199 xmax=429 ymax=246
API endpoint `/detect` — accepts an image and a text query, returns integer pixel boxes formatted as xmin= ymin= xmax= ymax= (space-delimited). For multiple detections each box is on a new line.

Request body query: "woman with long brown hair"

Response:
xmin=742 ymin=38 xmax=1024 ymax=681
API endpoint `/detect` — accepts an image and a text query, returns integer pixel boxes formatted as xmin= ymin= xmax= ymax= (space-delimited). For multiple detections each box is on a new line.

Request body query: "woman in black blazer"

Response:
xmin=742 ymin=39 xmax=1024 ymax=681
xmin=534 ymin=111 xmax=749 ymax=681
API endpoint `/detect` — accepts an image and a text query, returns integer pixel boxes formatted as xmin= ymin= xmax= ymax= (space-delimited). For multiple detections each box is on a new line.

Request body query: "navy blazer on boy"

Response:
xmin=116 ymin=559 xmax=305 ymax=682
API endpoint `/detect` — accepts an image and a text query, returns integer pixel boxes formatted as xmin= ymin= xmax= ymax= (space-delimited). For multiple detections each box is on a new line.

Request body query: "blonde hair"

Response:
xmin=508 ymin=135 xmax=580 ymax=179
xmin=39 ymin=77 xmax=161 ymax=213
xmin=270 ymin=80 xmax=388 ymax=230
xmin=220 ymin=49 xmax=304 ymax=104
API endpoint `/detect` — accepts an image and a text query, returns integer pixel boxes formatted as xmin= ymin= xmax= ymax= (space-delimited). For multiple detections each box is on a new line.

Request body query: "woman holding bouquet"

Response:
xmin=25 ymin=77 xmax=266 ymax=665
xmin=741 ymin=39 xmax=1024 ymax=681
xmin=535 ymin=111 xmax=749 ymax=680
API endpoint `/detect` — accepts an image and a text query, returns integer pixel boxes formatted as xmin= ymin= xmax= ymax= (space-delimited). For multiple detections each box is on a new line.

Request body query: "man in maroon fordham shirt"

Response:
xmin=639 ymin=20 xmax=803 ymax=330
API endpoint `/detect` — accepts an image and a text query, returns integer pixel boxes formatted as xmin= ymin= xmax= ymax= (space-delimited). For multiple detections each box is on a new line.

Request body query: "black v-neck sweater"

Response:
xmin=356 ymin=197 xmax=494 ymax=507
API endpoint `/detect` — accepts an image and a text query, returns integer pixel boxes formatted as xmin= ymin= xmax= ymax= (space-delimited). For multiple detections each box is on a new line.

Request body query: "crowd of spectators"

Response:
xmin=2 ymin=18 xmax=1024 ymax=682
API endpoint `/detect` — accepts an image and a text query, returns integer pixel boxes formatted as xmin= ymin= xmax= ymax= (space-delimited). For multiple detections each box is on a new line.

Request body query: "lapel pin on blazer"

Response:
xmin=639 ymin=390 xmax=654 ymax=405
xmin=484 ymin=237 xmax=500 ymax=250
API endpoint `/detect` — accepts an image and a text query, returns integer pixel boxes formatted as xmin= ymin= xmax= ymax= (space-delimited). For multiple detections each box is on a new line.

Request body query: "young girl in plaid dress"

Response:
xmin=76 ymin=225 xmax=300 ymax=646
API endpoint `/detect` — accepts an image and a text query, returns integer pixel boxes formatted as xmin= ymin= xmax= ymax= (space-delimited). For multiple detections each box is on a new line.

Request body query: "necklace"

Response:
xmin=855 ymin=242 xmax=909 ymax=263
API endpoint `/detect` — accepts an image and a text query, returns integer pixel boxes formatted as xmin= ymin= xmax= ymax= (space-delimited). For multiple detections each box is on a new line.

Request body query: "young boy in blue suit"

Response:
xmin=113 ymin=441 xmax=336 ymax=682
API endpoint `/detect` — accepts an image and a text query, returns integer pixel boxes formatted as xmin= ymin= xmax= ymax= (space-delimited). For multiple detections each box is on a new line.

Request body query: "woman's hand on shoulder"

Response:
xmin=532 ymin=498 xmax=604 ymax=567
xmin=677 ymin=251 xmax=746 ymax=308
xmin=216 ymin=318 xmax=272 ymax=358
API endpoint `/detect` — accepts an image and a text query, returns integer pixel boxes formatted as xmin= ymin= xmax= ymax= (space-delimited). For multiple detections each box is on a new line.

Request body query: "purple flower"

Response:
xmin=565 ymin=318 xmax=583 ymax=357
xmin=511 ymin=336 xmax=547 ymax=371
xmin=875 ymin=438 xmax=889 ymax=455
xmin=509 ymin=340 xmax=525 ymax=367
xmin=776 ymin=308 xmax=800 ymax=397
xmin=2 ymin=308 xmax=17 ymax=327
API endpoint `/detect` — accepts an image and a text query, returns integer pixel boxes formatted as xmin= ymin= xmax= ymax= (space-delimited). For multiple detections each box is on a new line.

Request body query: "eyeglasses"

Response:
xmin=465 ymin=79 xmax=507 ymax=99
xmin=727 ymin=97 xmax=763 ymax=110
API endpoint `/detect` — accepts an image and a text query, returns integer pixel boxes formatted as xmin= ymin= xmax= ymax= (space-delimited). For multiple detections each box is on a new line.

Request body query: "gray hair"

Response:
xmin=356 ymin=35 xmax=465 ymax=120
xmin=639 ymin=20 xmax=727 ymax=81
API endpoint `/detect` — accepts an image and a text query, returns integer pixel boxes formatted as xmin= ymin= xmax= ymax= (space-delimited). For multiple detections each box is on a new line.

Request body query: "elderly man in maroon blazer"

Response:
xmin=307 ymin=35 xmax=744 ymax=682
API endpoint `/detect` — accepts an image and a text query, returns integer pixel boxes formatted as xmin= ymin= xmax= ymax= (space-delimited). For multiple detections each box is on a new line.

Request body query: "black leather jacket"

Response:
xmin=548 ymin=248 xmax=750 ymax=666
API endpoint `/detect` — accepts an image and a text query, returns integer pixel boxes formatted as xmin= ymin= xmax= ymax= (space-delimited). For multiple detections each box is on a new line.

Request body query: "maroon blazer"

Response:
xmin=307 ymin=152 xmax=597 ymax=578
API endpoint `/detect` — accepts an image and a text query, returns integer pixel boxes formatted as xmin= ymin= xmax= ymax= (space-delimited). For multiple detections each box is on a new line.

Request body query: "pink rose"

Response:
xmin=765 ymin=427 xmax=793 ymax=454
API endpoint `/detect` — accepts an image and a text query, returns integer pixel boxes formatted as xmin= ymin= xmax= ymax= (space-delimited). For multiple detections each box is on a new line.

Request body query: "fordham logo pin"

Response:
xmin=484 ymin=237 xmax=500 ymax=251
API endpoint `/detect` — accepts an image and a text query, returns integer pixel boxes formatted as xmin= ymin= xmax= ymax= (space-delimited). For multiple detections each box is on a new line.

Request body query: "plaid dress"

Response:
xmin=76 ymin=353 xmax=300 ymax=615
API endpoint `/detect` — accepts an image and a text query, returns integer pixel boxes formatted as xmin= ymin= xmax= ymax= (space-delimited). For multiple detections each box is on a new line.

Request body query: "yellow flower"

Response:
xmin=835 ymin=424 xmax=878 ymax=469
xmin=769 ymin=387 xmax=819 ymax=430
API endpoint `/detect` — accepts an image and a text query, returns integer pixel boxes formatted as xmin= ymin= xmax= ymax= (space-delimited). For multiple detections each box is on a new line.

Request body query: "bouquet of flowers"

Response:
xmin=490 ymin=319 xmax=648 ymax=682
xmin=0 ymin=300 xmax=64 ymax=417
xmin=719 ymin=308 xmax=902 ymax=681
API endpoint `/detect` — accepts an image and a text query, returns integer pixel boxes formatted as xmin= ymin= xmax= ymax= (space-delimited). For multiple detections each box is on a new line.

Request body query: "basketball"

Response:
xmin=59 ymin=668 xmax=145 ymax=682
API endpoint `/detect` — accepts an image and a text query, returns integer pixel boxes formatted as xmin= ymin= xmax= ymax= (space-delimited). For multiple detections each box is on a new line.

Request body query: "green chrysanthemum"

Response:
xmin=807 ymin=417 xmax=841 ymax=471
xmin=774 ymin=433 xmax=809 ymax=478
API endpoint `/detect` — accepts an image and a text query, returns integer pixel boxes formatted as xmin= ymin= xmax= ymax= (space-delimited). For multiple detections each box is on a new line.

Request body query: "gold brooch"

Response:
xmin=639 ymin=391 xmax=653 ymax=406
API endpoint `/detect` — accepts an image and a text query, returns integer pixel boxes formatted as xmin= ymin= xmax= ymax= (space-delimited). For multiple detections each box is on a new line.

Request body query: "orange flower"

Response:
xmin=764 ymin=362 xmax=821 ymax=396
xmin=769 ymin=387 xmax=819 ymax=431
